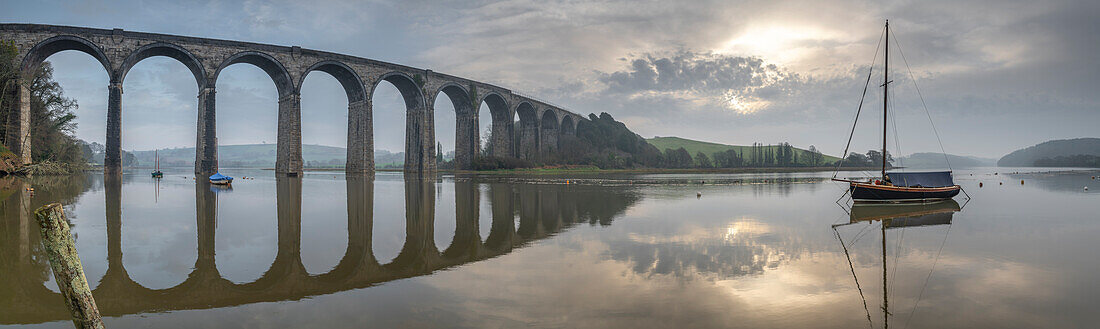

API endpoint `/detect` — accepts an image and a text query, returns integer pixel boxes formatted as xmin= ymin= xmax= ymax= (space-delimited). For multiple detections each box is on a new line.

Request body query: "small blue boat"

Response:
xmin=209 ymin=172 xmax=233 ymax=185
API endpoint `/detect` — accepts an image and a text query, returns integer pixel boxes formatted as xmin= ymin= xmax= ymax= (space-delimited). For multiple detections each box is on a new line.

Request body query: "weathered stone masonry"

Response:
xmin=0 ymin=24 xmax=583 ymax=175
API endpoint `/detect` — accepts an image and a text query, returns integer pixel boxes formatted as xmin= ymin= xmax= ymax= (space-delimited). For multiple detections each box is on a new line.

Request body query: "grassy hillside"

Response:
xmin=646 ymin=136 xmax=841 ymax=165
xmin=998 ymin=138 xmax=1100 ymax=167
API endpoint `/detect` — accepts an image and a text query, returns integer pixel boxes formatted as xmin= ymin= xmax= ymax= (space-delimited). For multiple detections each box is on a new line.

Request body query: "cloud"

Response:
xmin=11 ymin=0 xmax=1100 ymax=158
xmin=242 ymin=0 xmax=377 ymax=41
xmin=409 ymin=0 xmax=745 ymax=90
xmin=550 ymin=51 xmax=868 ymax=153
xmin=402 ymin=0 xmax=1100 ymax=157
xmin=595 ymin=52 xmax=808 ymax=114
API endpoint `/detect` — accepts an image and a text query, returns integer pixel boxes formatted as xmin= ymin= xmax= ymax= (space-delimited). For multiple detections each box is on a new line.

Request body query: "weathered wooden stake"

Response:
xmin=34 ymin=203 xmax=105 ymax=329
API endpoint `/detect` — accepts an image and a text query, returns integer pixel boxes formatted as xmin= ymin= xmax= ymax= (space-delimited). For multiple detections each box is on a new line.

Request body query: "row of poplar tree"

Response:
xmin=660 ymin=143 xmax=828 ymax=169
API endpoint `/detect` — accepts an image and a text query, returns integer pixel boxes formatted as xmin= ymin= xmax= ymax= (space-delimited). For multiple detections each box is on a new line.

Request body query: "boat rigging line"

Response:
xmin=888 ymin=24 xmax=974 ymax=203
xmin=889 ymin=28 xmax=952 ymax=171
xmin=890 ymin=86 xmax=904 ymax=171
xmin=850 ymin=222 xmax=877 ymax=249
xmin=890 ymin=224 xmax=905 ymax=287
xmin=834 ymin=227 xmax=875 ymax=328
xmin=833 ymin=25 xmax=887 ymax=180
xmin=903 ymin=224 xmax=953 ymax=329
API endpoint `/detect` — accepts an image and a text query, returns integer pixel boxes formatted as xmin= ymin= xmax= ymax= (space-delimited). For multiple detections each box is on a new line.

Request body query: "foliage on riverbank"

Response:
xmin=1 ymin=42 xmax=88 ymax=173
xmin=647 ymin=136 xmax=841 ymax=166
xmin=549 ymin=112 xmax=662 ymax=168
xmin=500 ymin=112 xmax=859 ymax=171
xmin=997 ymin=138 xmax=1100 ymax=167
xmin=13 ymin=161 xmax=87 ymax=176
xmin=471 ymin=156 xmax=534 ymax=170
xmin=0 ymin=143 xmax=86 ymax=175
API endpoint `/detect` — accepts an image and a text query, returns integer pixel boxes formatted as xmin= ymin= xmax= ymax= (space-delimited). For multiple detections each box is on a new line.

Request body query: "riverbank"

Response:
xmin=0 ymin=161 xmax=87 ymax=176
xmin=0 ymin=144 xmax=87 ymax=176
xmin=451 ymin=166 xmax=880 ymax=175
xmin=320 ymin=165 xmax=878 ymax=175
xmin=114 ymin=165 xmax=883 ymax=175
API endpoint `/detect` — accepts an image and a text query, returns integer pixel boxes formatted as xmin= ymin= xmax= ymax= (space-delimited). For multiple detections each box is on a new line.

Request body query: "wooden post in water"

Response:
xmin=34 ymin=203 xmax=106 ymax=329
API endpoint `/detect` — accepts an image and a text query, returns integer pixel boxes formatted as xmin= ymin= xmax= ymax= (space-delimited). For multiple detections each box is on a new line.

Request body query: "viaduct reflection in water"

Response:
xmin=0 ymin=175 xmax=638 ymax=325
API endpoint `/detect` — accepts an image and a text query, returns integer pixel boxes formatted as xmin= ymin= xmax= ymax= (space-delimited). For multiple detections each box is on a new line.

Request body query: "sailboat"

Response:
xmin=833 ymin=20 xmax=961 ymax=203
xmin=151 ymin=149 xmax=163 ymax=178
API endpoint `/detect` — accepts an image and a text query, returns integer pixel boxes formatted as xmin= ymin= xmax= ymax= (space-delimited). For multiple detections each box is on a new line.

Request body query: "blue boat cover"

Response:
xmin=886 ymin=171 xmax=954 ymax=188
xmin=209 ymin=173 xmax=232 ymax=181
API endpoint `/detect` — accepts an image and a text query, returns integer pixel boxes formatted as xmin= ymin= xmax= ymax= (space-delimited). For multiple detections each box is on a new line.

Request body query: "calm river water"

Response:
xmin=1 ymin=168 xmax=1098 ymax=328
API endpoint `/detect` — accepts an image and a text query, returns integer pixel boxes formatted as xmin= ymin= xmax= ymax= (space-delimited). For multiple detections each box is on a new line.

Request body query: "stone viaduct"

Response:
xmin=0 ymin=24 xmax=586 ymax=175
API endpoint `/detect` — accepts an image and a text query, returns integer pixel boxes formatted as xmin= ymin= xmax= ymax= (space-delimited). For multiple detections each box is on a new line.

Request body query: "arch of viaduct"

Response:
xmin=0 ymin=24 xmax=586 ymax=175
xmin=0 ymin=176 xmax=636 ymax=324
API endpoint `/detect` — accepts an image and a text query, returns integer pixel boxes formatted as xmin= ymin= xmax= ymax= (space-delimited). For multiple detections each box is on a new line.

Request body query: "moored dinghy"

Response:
xmin=209 ymin=172 xmax=233 ymax=186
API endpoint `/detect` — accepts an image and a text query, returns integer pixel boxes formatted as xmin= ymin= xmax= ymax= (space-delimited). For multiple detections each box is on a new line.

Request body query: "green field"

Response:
xmin=646 ymin=136 xmax=841 ymax=165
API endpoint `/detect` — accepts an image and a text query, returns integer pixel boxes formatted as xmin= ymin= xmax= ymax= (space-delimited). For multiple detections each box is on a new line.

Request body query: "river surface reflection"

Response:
xmin=1 ymin=168 xmax=1097 ymax=328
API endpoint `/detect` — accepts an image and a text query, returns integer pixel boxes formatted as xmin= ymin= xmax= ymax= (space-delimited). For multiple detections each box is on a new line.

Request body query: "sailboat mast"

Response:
xmin=882 ymin=20 xmax=889 ymax=180
xmin=882 ymin=221 xmax=889 ymax=329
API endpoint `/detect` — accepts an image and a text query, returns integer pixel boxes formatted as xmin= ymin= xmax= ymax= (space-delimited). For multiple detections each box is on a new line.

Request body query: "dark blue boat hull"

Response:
xmin=850 ymin=184 xmax=960 ymax=202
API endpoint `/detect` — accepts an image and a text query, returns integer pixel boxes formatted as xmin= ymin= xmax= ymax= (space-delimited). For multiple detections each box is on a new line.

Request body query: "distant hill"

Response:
xmin=897 ymin=152 xmax=996 ymax=169
xmin=997 ymin=138 xmax=1100 ymax=167
xmin=645 ymin=136 xmax=841 ymax=165
xmin=131 ymin=144 xmax=405 ymax=168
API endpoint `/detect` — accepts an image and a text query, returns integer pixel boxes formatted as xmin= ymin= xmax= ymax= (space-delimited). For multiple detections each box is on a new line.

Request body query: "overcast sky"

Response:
xmin=4 ymin=0 xmax=1098 ymax=158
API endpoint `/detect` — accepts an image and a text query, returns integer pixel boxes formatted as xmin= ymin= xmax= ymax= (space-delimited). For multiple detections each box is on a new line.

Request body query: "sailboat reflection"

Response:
xmin=832 ymin=200 xmax=960 ymax=328
xmin=849 ymin=200 xmax=960 ymax=228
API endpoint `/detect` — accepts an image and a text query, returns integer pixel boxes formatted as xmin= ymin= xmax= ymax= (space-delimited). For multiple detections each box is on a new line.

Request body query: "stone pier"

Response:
xmin=105 ymin=82 xmax=122 ymax=173
xmin=276 ymin=93 xmax=303 ymax=175
xmin=195 ymin=87 xmax=218 ymax=175
xmin=346 ymin=99 xmax=373 ymax=172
